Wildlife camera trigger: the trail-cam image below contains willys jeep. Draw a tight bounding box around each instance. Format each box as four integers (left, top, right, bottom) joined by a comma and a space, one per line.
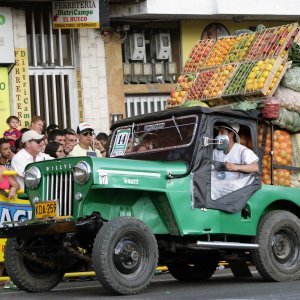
1, 106, 300, 295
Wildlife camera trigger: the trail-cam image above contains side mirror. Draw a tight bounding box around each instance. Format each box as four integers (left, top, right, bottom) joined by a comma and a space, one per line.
203, 135, 229, 150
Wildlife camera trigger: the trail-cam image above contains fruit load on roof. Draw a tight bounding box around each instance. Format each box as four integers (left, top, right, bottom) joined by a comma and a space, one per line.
166, 22, 299, 109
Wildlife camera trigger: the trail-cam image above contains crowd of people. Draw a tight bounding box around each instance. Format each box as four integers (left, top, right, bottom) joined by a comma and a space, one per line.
0, 115, 109, 193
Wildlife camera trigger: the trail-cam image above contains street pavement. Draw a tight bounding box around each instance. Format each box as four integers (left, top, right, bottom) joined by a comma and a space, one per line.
2, 268, 300, 299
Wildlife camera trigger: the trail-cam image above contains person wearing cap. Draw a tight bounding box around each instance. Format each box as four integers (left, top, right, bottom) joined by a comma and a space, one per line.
68, 122, 104, 158
11, 130, 53, 189
211, 122, 259, 200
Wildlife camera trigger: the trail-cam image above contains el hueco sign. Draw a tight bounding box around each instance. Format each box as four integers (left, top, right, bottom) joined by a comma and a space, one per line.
52, 0, 100, 29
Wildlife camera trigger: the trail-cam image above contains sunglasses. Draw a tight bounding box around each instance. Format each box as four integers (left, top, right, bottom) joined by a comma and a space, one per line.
82, 131, 94, 137
30, 139, 44, 144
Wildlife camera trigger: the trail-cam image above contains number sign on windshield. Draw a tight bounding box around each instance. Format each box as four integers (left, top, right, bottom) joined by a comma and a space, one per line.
110, 129, 131, 157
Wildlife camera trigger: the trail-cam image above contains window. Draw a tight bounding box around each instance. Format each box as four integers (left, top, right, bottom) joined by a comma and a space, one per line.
25, 8, 78, 129
110, 115, 197, 159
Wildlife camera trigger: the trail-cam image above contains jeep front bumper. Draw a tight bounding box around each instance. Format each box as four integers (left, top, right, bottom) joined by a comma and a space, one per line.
0, 217, 76, 239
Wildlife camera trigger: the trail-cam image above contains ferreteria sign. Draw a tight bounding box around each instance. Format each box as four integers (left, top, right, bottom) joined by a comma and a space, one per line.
52, 0, 100, 29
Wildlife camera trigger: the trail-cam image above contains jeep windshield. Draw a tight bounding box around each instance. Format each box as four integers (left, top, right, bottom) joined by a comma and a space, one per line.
109, 115, 198, 164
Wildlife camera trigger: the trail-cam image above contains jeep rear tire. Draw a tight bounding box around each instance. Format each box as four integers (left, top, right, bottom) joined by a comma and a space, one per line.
252, 210, 300, 281
92, 217, 158, 295
4, 238, 64, 292
167, 254, 218, 281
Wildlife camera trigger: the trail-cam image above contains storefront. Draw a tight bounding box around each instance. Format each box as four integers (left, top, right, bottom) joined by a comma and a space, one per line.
1, 1, 299, 132
0, 3, 110, 134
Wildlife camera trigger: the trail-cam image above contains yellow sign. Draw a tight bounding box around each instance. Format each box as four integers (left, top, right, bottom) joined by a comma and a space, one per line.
0, 238, 6, 262
0, 67, 10, 135
52, 0, 100, 29
77, 70, 84, 122
14, 49, 31, 128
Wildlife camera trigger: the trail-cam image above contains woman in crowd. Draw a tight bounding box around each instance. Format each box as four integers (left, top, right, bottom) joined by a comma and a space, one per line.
44, 142, 66, 159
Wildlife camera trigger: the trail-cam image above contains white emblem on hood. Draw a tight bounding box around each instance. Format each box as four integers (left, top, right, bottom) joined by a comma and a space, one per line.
124, 178, 139, 185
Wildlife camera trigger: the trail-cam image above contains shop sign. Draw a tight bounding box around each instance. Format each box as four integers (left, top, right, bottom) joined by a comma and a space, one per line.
0, 68, 10, 136
0, 7, 15, 64
52, 0, 100, 29
14, 49, 31, 128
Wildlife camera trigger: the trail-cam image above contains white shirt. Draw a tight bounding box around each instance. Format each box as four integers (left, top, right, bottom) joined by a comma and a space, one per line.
11, 148, 53, 189
213, 143, 258, 180
211, 143, 259, 200
68, 144, 102, 158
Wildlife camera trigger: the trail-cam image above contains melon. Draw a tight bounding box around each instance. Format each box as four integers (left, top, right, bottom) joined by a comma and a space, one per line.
181, 100, 209, 108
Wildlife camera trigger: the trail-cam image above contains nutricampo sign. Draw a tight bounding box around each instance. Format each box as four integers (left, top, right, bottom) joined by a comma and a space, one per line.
52, 0, 100, 29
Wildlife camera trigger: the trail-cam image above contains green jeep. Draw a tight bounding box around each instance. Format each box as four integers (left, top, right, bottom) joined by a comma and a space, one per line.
1, 107, 300, 295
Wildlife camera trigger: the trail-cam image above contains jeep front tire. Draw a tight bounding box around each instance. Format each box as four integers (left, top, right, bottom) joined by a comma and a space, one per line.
92, 217, 158, 295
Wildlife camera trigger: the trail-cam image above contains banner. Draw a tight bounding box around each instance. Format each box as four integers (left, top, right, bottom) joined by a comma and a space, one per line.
0, 67, 10, 135
14, 49, 31, 128
52, 0, 100, 29
0, 197, 32, 262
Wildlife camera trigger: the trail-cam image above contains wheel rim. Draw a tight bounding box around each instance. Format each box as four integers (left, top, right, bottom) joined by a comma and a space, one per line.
272, 228, 300, 267
113, 235, 146, 275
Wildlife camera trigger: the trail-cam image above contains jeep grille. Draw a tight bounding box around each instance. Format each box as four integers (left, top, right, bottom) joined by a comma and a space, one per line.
45, 171, 74, 216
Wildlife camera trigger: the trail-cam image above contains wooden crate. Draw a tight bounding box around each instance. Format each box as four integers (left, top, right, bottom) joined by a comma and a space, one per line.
223, 33, 256, 64
268, 61, 289, 96
243, 55, 288, 97
166, 73, 197, 108
186, 63, 238, 102
245, 23, 299, 61
223, 61, 257, 98
183, 39, 215, 73
203, 36, 237, 67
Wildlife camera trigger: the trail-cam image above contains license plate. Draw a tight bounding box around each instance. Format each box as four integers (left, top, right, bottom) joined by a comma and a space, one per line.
35, 201, 57, 219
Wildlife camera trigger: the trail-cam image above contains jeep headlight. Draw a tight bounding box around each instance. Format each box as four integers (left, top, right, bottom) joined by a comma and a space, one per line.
73, 161, 91, 185
24, 166, 41, 189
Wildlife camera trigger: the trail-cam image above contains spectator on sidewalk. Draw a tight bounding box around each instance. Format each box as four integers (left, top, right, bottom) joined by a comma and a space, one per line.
3, 116, 22, 153
0, 138, 14, 169
0, 164, 20, 199
45, 123, 60, 144
68, 122, 104, 157
46, 124, 59, 136
14, 137, 22, 153
45, 141, 66, 159
47, 129, 66, 146
30, 116, 45, 134
63, 128, 77, 155
11, 130, 52, 189
96, 132, 109, 157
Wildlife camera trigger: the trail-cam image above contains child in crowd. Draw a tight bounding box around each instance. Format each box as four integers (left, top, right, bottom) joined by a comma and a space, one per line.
3, 116, 22, 153
30, 116, 45, 134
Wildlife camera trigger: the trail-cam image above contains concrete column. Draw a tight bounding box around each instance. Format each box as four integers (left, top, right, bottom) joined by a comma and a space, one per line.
78, 28, 109, 134
10, 9, 27, 116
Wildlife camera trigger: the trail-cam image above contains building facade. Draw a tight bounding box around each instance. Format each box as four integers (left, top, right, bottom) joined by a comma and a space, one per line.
0, 0, 299, 134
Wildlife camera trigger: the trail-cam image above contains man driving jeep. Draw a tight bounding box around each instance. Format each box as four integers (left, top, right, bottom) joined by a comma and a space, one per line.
211, 122, 259, 200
